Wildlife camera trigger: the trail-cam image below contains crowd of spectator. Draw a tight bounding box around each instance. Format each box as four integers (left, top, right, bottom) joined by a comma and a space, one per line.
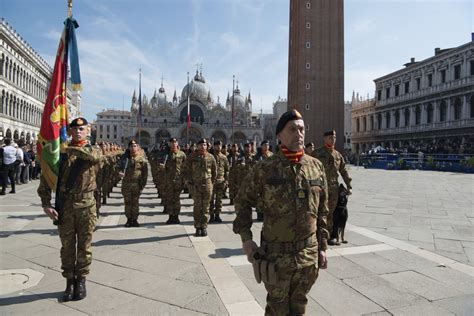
0, 138, 41, 195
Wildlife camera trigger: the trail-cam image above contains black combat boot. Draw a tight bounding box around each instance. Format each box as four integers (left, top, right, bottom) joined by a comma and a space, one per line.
209, 214, 215, 223
195, 229, 202, 237
229, 198, 234, 205
102, 195, 107, 205
74, 276, 87, 300
214, 214, 222, 223
201, 228, 208, 236
62, 278, 75, 302
257, 212, 264, 222
124, 218, 132, 227
131, 219, 140, 227
166, 215, 173, 225
173, 215, 180, 224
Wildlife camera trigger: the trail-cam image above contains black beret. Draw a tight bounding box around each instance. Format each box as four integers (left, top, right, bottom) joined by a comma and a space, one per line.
275, 110, 303, 135
323, 130, 336, 136
197, 138, 208, 145
128, 139, 138, 146
214, 140, 222, 146
69, 117, 88, 127
243, 142, 251, 148
305, 142, 314, 148
261, 140, 269, 146
169, 137, 177, 142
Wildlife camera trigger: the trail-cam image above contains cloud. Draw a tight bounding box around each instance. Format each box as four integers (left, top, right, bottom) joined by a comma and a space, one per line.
220, 32, 241, 49
43, 29, 61, 41
351, 18, 376, 34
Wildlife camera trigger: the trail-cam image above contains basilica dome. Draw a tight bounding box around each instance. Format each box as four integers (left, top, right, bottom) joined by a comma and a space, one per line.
228, 86, 246, 108
181, 70, 212, 102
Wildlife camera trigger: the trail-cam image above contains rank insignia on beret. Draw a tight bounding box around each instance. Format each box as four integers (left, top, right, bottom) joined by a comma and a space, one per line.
76, 118, 84, 125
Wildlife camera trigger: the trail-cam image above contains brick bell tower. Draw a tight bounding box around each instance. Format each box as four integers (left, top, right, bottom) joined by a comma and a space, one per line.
287, 0, 344, 149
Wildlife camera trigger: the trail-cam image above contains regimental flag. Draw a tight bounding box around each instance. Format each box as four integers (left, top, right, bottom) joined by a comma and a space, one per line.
137, 70, 142, 133
37, 17, 82, 191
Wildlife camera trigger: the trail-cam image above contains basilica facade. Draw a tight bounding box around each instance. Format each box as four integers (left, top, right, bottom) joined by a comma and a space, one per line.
120, 70, 264, 149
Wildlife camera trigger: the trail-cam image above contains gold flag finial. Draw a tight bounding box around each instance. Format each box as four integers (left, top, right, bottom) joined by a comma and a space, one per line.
68, 0, 73, 17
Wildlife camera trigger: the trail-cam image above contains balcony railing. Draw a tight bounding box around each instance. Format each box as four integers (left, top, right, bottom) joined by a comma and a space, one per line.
352, 118, 474, 138
376, 77, 473, 107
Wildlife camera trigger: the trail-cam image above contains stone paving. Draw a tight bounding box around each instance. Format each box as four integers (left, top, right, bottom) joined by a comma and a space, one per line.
0, 167, 473, 315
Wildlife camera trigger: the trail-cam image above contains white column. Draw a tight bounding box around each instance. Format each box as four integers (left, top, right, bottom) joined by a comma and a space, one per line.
421, 104, 428, 125
434, 101, 440, 123
410, 107, 416, 126
400, 109, 406, 127
462, 95, 469, 119
390, 110, 396, 128
446, 98, 452, 121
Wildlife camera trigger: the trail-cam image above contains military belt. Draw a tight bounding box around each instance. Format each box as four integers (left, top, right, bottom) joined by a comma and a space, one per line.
262, 234, 317, 254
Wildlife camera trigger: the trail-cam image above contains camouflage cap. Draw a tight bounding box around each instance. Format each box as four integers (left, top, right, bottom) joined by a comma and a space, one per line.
275, 109, 303, 135
69, 117, 88, 127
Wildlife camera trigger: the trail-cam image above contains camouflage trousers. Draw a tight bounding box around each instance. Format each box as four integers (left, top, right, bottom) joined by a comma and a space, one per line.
327, 185, 339, 235
122, 184, 141, 220
58, 199, 97, 279
163, 181, 182, 216
192, 179, 213, 229
210, 181, 225, 215
264, 264, 318, 315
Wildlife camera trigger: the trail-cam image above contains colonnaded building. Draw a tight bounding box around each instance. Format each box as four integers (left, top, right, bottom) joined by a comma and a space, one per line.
0, 19, 80, 145
95, 70, 266, 149
351, 39, 474, 153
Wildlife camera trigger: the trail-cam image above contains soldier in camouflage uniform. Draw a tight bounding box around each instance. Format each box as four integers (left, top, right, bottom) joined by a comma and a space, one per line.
233, 110, 329, 315
209, 140, 229, 223
255, 140, 273, 222
183, 138, 217, 236
121, 140, 148, 227
38, 117, 102, 302
311, 130, 352, 246
160, 137, 187, 224
227, 143, 242, 205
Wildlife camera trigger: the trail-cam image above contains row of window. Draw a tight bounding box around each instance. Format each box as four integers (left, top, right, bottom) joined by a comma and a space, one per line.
377, 60, 474, 101
0, 53, 48, 101
1, 90, 42, 125
98, 124, 118, 133
356, 97, 473, 132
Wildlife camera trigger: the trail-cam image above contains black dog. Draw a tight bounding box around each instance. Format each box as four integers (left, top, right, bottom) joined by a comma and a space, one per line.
332, 184, 349, 245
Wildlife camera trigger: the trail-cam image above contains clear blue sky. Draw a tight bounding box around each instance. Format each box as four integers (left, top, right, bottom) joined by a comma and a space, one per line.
1, 0, 472, 121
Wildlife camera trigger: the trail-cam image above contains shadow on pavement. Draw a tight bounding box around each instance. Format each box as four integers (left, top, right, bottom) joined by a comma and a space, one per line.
0, 228, 58, 238
92, 233, 189, 246
209, 247, 244, 258
0, 291, 62, 306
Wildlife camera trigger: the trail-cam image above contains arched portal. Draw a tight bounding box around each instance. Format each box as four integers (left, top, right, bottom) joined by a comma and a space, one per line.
180, 126, 202, 145
232, 131, 247, 145
155, 129, 171, 143
180, 104, 204, 125
211, 130, 227, 144
135, 130, 151, 148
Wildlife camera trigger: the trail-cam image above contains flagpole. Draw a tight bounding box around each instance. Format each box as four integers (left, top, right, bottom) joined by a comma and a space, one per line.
138, 68, 142, 146
231, 75, 235, 145
186, 71, 190, 145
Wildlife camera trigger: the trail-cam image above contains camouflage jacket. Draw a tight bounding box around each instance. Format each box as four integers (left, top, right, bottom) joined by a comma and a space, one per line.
163, 150, 187, 182
184, 152, 217, 184
233, 150, 329, 251
37, 144, 102, 209
311, 146, 352, 189
122, 153, 148, 190
213, 152, 229, 183
256, 150, 273, 162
